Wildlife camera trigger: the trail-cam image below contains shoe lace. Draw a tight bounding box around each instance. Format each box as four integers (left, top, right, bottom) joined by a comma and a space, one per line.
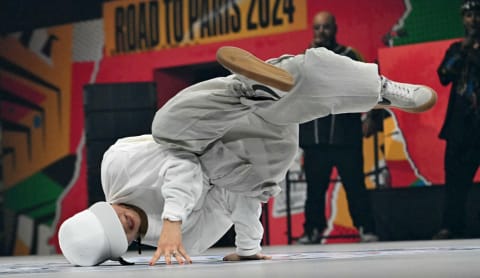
383, 78, 413, 101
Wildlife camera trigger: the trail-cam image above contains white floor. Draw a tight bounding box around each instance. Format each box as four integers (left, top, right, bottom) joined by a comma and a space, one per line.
2, 239, 480, 278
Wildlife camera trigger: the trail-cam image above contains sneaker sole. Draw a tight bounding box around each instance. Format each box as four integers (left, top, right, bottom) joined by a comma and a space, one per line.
374, 86, 438, 113
216, 46, 294, 92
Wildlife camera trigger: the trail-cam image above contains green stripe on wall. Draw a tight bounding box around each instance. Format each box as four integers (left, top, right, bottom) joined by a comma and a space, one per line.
394, 0, 464, 46
28, 202, 56, 223
4, 173, 63, 212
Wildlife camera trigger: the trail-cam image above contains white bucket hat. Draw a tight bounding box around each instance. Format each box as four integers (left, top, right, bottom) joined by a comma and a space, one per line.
59, 202, 128, 266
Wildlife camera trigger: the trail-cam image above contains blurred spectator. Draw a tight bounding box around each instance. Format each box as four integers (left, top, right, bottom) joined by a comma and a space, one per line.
297, 11, 378, 244
434, 0, 480, 240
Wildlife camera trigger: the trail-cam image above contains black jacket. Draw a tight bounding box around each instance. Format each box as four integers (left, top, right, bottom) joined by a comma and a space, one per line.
437, 40, 480, 147
299, 44, 364, 148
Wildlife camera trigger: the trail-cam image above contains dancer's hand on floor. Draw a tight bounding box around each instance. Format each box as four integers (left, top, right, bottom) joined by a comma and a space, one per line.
149, 219, 192, 265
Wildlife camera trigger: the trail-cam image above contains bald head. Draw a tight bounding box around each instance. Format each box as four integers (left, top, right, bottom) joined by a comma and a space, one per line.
312, 11, 337, 48
313, 11, 336, 26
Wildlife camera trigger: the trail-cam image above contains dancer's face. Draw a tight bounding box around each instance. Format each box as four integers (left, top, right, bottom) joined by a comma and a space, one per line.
112, 204, 141, 243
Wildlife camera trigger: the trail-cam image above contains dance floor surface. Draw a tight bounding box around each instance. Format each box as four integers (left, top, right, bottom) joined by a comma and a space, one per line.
1, 239, 479, 277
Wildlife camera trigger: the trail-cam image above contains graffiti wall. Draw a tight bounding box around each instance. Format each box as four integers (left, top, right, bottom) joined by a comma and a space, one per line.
0, 0, 466, 255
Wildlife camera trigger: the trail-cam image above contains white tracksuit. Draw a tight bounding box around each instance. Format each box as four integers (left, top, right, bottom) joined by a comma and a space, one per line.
102, 47, 380, 257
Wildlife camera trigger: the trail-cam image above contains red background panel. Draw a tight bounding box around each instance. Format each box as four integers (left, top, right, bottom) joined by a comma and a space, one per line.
379, 39, 480, 185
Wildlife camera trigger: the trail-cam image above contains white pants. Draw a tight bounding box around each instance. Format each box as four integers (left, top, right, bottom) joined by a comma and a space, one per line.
152, 47, 380, 200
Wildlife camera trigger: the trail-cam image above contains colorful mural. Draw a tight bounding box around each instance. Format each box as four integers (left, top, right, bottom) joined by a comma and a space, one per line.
0, 0, 467, 255
0, 26, 83, 255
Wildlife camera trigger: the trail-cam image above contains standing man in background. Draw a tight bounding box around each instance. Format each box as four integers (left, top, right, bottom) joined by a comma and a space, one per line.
434, 0, 480, 240
297, 11, 378, 244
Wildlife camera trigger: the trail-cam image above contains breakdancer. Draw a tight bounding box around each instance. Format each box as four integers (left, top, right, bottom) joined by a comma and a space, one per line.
58, 46, 437, 266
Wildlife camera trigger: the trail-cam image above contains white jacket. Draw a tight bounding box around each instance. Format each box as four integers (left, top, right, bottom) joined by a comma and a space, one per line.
101, 135, 263, 256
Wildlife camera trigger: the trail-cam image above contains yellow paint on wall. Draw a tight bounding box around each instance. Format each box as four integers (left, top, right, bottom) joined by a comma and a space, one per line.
332, 183, 355, 228
13, 239, 30, 256
383, 117, 407, 161
362, 132, 386, 189
104, 0, 307, 56
0, 25, 73, 186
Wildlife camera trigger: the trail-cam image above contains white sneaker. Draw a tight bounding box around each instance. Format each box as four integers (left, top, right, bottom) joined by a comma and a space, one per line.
296, 228, 322, 245
375, 76, 437, 113
359, 226, 379, 243
360, 233, 379, 243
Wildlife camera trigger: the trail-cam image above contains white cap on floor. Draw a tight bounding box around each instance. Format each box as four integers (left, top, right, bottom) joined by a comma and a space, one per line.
59, 202, 128, 266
